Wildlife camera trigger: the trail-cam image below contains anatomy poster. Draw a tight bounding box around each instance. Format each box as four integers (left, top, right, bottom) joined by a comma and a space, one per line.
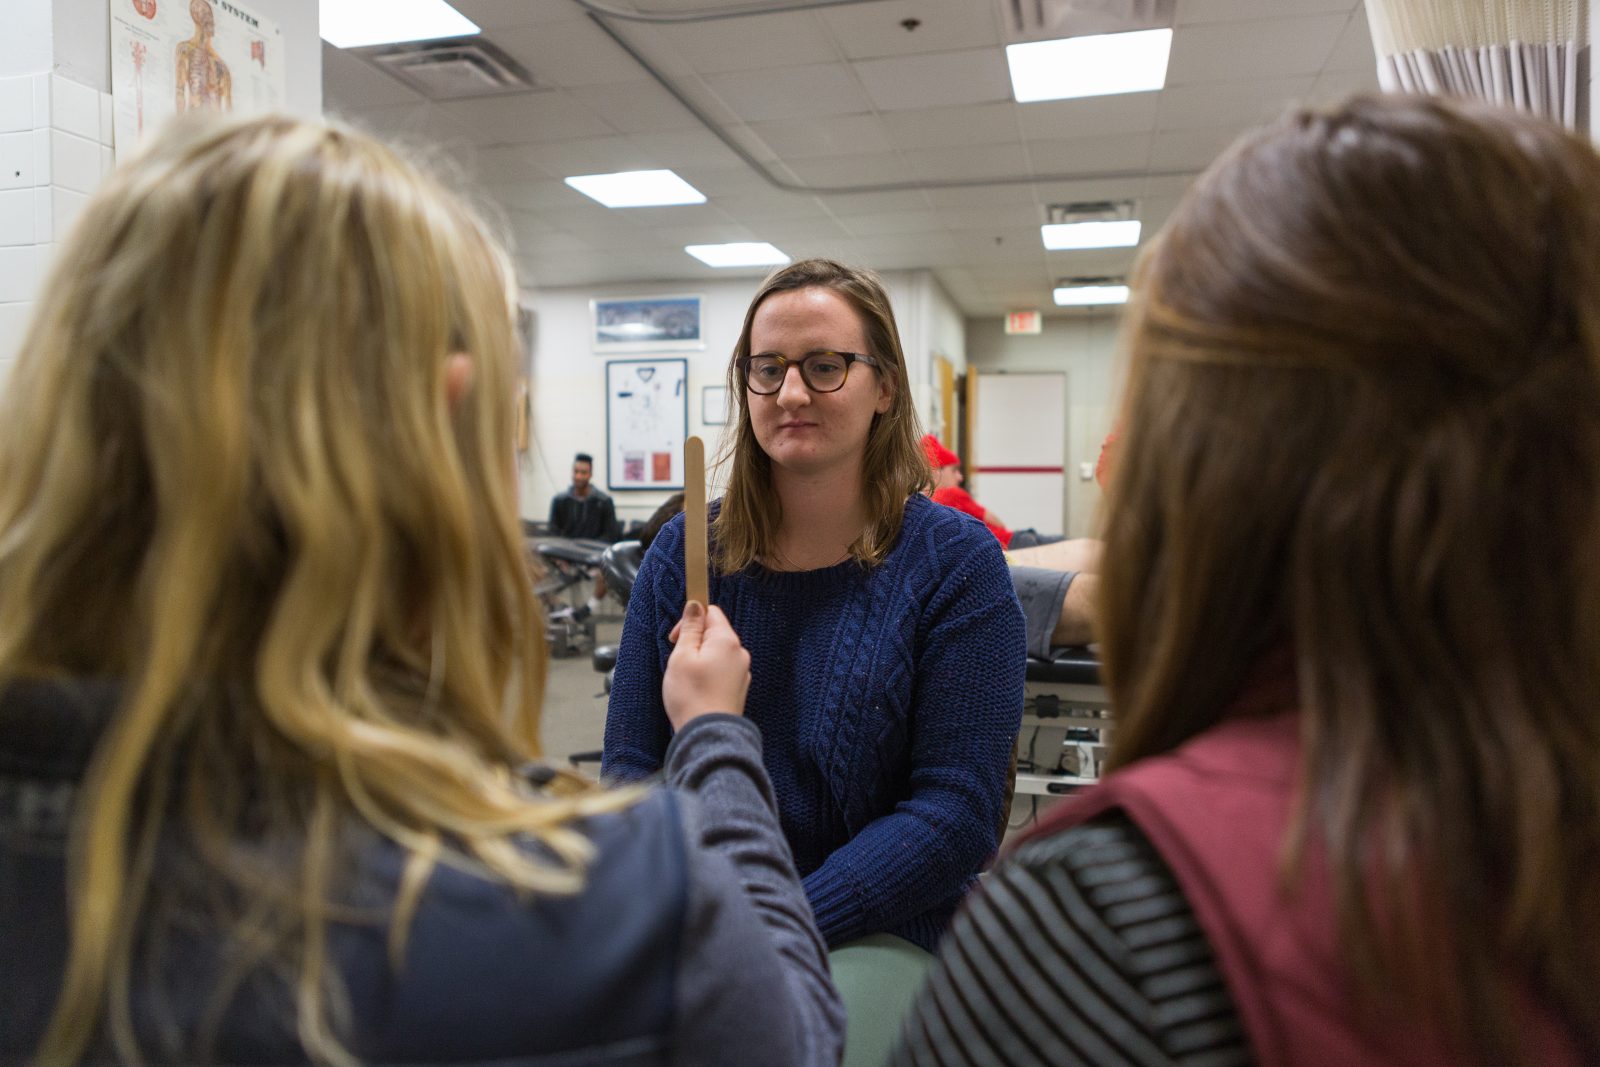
606, 359, 688, 491
111, 0, 286, 157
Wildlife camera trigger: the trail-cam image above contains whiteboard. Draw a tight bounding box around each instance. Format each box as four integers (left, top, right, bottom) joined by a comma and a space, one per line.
606, 358, 688, 490
974, 373, 1067, 534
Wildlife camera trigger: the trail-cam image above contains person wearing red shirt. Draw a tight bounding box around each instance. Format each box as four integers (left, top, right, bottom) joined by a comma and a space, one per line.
920, 435, 1013, 547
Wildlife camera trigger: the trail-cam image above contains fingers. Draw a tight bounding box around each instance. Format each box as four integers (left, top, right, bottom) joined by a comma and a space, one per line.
674, 600, 706, 651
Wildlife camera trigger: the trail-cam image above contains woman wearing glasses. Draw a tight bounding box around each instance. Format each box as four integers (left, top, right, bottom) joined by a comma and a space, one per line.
604, 260, 1025, 1022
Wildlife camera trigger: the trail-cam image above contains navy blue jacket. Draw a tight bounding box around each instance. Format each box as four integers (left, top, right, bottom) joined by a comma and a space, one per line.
0, 680, 842, 1065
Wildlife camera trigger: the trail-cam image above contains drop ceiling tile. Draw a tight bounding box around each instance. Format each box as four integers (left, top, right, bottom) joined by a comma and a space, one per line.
853, 48, 1012, 112
882, 102, 1019, 151
703, 64, 873, 122
838, 210, 946, 237
1044, 247, 1141, 274
1323, 10, 1377, 71
631, 128, 750, 171
746, 114, 892, 159
853, 232, 964, 268
822, 0, 1002, 61
1017, 92, 1162, 140
566, 81, 703, 135
746, 216, 854, 244
1147, 125, 1242, 171
511, 134, 657, 176
322, 45, 421, 109
1156, 76, 1314, 131
650, 12, 840, 74
899, 143, 1032, 184
490, 20, 646, 88
470, 144, 549, 184
439, 91, 614, 143
481, 178, 580, 212
938, 203, 1046, 232
1027, 132, 1153, 176
784, 151, 912, 188
817, 189, 933, 216
342, 104, 479, 153
713, 190, 835, 222
1166, 15, 1350, 85
1175, 0, 1360, 24
1307, 66, 1380, 104
452, 0, 590, 30
923, 183, 1037, 207
643, 222, 760, 247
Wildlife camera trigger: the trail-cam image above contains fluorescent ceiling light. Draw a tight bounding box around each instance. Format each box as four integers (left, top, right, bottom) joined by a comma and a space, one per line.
685, 242, 790, 268
321, 0, 479, 49
1054, 284, 1130, 306
1041, 219, 1141, 250
1006, 28, 1173, 103
564, 170, 707, 208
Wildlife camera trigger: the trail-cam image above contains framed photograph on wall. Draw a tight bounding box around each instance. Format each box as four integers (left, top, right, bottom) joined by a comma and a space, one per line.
702, 385, 729, 426
606, 358, 689, 490
592, 294, 704, 353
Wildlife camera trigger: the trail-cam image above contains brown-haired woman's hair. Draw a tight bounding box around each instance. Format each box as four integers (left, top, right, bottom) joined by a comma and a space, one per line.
1098, 94, 1600, 1062
1, 114, 632, 1065
713, 258, 928, 571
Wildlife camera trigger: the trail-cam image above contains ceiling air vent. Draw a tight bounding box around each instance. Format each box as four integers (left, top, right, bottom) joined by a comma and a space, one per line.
361, 36, 536, 101
1001, 0, 1175, 43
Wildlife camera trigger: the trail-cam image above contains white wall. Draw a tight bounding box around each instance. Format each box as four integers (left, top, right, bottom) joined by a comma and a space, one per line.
519, 268, 963, 526
965, 312, 1125, 538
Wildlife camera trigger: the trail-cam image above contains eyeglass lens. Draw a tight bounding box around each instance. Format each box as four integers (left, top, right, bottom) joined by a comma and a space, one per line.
745, 352, 852, 394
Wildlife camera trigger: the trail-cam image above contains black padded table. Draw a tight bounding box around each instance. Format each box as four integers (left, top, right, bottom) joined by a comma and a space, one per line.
1019, 645, 1111, 796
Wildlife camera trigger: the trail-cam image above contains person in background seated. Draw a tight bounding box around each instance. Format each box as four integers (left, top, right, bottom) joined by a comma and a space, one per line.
604, 258, 1025, 1064
894, 94, 1600, 1067
921, 434, 1014, 545
923, 434, 1102, 652
921, 433, 1065, 549
548, 452, 619, 616
0, 114, 841, 1066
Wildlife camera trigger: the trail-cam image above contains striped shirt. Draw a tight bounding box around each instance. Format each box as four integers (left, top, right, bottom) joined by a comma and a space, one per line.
891, 814, 1253, 1067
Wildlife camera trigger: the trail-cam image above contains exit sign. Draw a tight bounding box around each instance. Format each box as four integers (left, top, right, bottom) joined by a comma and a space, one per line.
1006, 310, 1042, 334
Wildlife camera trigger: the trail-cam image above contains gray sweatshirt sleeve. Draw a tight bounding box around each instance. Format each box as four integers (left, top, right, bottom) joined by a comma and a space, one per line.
664, 714, 845, 1067
1010, 565, 1077, 660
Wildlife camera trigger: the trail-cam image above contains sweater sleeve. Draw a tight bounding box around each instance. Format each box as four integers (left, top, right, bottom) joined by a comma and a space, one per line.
889, 814, 1252, 1067
802, 527, 1027, 946
601, 517, 684, 782
665, 715, 846, 1067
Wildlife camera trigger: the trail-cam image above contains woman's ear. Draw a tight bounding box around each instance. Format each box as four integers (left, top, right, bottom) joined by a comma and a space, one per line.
875, 374, 893, 415
445, 353, 474, 412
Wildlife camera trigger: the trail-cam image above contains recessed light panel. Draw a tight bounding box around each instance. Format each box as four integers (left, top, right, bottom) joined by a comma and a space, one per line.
686, 243, 791, 268
321, 0, 479, 49
1054, 284, 1130, 306
1040, 219, 1142, 251
564, 170, 707, 208
1006, 28, 1173, 103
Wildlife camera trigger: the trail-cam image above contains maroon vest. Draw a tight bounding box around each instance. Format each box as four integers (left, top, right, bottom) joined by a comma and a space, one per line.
1026, 710, 1586, 1067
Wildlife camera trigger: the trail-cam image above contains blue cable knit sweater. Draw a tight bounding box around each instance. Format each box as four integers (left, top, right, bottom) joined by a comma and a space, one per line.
602, 494, 1026, 952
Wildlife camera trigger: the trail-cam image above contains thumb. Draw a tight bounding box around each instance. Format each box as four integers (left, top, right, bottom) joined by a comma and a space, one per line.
678, 600, 706, 650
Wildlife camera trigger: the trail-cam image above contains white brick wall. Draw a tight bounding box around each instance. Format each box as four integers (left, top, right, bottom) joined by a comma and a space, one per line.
0, 72, 115, 390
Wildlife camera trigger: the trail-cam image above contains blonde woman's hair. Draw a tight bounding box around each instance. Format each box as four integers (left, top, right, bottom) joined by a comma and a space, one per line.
713, 258, 928, 571
1, 113, 629, 1064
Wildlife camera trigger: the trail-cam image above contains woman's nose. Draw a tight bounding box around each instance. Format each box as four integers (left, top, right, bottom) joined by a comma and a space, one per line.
775, 364, 810, 407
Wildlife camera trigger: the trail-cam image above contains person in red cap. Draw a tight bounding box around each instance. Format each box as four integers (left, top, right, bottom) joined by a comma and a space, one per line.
920, 434, 1014, 547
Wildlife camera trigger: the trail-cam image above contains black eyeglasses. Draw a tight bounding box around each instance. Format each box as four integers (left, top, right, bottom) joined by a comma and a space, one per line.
737, 351, 880, 395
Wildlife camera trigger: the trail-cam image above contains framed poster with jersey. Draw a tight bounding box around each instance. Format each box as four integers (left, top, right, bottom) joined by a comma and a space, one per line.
606, 358, 688, 490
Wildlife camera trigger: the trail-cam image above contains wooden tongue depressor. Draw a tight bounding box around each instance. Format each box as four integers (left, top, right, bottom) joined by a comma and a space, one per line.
684, 435, 708, 608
